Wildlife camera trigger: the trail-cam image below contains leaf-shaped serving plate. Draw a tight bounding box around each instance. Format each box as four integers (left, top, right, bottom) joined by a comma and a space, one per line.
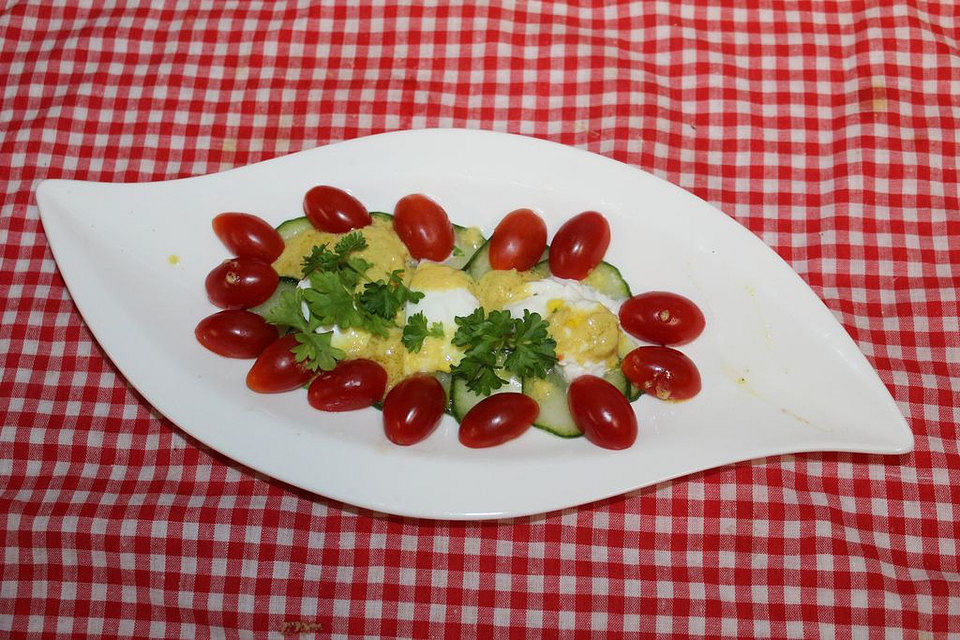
37, 129, 912, 520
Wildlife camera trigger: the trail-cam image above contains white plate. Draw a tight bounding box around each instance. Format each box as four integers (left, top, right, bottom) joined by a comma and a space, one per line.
37, 128, 912, 520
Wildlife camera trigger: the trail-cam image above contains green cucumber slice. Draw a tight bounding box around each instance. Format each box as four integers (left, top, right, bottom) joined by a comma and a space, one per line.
250, 276, 299, 318
528, 259, 631, 299
522, 366, 633, 437
450, 373, 522, 421
276, 216, 313, 241
462, 241, 549, 280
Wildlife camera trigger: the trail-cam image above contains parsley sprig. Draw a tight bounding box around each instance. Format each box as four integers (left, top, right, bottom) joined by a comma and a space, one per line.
262, 288, 345, 372
449, 308, 558, 395
264, 232, 425, 370
301, 232, 373, 288
401, 312, 445, 353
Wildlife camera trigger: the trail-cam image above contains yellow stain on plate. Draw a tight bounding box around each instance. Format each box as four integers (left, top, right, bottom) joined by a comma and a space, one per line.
168, 254, 180, 265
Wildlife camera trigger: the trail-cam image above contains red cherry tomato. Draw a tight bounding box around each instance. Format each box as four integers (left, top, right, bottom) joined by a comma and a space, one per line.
392, 194, 455, 261
246, 334, 314, 393
549, 211, 611, 280
205, 257, 278, 309
307, 359, 387, 412
567, 375, 638, 450
621, 346, 701, 401
303, 185, 372, 233
488, 208, 548, 271
620, 292, 705, 346
195, 310, 279, 358
382, 375, 447, 445
212, 212, 285, 262
458, 393, 539, 448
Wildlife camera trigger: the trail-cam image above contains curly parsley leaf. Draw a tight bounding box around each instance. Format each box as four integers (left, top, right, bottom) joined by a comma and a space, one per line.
358, 270, 424, 320
262, 288, 308, 332
303, 271, 365, 329
401, 312, 446, 353
301, 232, 371, 286
292, 331, 344, 371
502, 310, 557, 379
335, 232, 367, 255
450, 308, 558, 395
451, 349, 509, 396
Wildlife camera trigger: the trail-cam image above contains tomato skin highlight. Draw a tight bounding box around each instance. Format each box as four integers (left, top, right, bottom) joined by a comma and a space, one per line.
212, 212, 285, 262
488, 208, 548, 271
620, 292, 705, 346
567, 375, 638, 450
195, 310, 279, 358
307, 359, 387, 412
246, 334, 315, 393
621, 346, 702, 401
205, 257, 278, 309
392, 193, 455, 261
458, 393, 538, 448
303, 185, 372, 233
382, 375, 447, 445
548, 211, 611, 280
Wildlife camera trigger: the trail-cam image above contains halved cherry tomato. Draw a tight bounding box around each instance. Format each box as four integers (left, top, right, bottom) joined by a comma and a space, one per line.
459, 393, 538, 448
549, 211, 610, 280
620, 292, 705, 346
488, 208, 548, 271
392, 193, 455, 261
205, 257, 278, 309
382, 374, 446, 445
195, 310, 279, 358
621, 346, 701, 401
246, 334, 314, 393
303, 185, 371, 233
212, 212, 285, 262
307, 359, 387, 412
567, 375, 638, 450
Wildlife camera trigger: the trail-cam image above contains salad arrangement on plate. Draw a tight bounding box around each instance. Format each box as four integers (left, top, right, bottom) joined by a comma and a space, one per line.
196, 186, 704, 449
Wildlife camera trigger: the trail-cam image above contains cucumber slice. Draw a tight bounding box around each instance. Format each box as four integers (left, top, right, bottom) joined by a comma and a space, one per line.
463, 240, 492, 279
369, 211, 392, 224
450, 374, 522, 421
522, 369, 581, 437
462, 240, 548, 280
276, 216, 313, 241
449, 224, 486, 269
250, 276, 299, 318
522, 366, 633, 437
528, 259, 632, 299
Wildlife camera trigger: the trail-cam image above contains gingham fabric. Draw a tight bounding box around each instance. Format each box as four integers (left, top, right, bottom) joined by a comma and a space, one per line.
2, 1, 958, 637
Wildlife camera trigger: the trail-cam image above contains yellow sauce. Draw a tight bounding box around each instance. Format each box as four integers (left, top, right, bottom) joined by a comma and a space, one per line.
548, 303, 620, 369
475, 269, 533, 310
272, 216, 412, 282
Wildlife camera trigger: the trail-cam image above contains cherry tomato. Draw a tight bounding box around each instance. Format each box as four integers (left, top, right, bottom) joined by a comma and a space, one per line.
567, 375, 638, 450
382, 374, 447, 445
246, 334, 314, 393
392, 193, 455, 261
621, 346, 701, 401
549, 211, 611, 280
195, 310, 279, 358
303, 185, 371, 233
205, 257, 278, 309
307, 359, 387, 412
620, 292, 705, 346
458, 393, 538, 448
488, 208, 547, 271
212, 212, 285, 263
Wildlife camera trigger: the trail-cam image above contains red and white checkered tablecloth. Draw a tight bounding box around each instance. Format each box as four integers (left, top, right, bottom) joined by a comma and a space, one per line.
2, 1, 958, 637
